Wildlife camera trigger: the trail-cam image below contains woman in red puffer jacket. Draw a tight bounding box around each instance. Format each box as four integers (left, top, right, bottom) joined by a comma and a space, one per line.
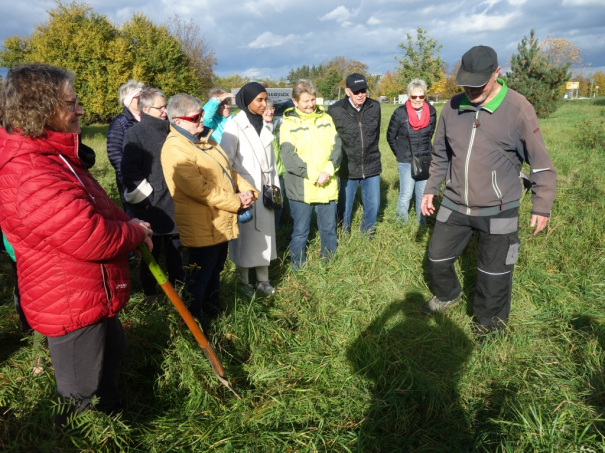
0, 64, 153, 426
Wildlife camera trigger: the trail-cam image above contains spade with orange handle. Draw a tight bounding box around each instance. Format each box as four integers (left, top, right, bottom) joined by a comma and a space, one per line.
138, 243, 240, 399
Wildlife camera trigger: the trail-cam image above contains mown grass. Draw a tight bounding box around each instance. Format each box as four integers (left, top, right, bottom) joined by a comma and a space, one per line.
1, 100, 605, 452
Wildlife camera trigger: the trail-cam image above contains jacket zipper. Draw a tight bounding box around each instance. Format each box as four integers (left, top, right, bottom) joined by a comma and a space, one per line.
492, 170, 504, 210
341, 103, 370, 178
100, 263, 113, 312
464, 110, 480, 215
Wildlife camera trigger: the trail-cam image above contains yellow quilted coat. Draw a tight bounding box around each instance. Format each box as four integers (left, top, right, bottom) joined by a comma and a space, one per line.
161, 126, 258, 248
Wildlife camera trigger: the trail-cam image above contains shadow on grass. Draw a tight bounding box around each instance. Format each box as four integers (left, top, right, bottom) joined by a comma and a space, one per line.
347, 292, 475, 451
570, 315, 605, 411
119, 302, 173, 424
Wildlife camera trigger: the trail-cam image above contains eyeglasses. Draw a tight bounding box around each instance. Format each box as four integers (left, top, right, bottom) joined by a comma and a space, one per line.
265, 107, 275, 112
410, 95, 425, 100
351, 89, 367, 95
173, 110, 204, 123
149, 104, 167, 111
62, 97, 79, 112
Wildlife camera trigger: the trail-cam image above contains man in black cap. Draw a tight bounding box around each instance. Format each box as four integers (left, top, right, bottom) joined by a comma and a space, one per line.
420, 45, 557, 334
328, 73, 382, 235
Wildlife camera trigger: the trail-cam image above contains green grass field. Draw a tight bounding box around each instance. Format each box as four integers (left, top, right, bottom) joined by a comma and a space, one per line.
1, 100, 605, 452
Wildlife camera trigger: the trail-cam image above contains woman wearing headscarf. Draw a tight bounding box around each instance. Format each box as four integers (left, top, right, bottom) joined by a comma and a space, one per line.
221, 82, 279, 296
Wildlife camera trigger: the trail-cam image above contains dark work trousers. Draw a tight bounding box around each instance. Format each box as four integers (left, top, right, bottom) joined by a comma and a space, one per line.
47, 316, 126, 426
140, 234, 184, 296
186, 242, 228, 319
427, 206, 520, 329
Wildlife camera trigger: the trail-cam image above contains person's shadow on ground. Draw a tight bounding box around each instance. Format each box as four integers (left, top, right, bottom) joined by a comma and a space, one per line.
347, 291, 475, 452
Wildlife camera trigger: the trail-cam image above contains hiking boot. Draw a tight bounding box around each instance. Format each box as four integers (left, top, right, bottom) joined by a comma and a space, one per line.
239, 282, 255, 298
255, 281, 276, 296
422, 294, 461, 314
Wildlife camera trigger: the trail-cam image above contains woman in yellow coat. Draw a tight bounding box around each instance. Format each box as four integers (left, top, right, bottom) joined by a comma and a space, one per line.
161, 94, 257, 323
280, 80, 342, 270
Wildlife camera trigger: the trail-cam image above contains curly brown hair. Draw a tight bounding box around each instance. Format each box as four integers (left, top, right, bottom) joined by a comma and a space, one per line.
0, 63, 75, 138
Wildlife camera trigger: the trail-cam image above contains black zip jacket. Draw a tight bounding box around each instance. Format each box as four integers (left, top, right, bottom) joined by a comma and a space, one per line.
328, 97, 381, 179
386, 103, 437, 163
121, 113, 178, 235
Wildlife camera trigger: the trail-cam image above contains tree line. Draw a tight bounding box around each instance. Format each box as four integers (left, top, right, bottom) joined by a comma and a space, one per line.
0, 2, 216, 124
0, 3, 593, 122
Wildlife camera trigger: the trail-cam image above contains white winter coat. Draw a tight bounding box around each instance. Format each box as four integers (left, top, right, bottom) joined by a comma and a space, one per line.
220, 111, 278, 267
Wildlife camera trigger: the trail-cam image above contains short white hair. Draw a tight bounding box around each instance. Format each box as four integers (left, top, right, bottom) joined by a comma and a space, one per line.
118, 80, 144, 107
138, 87, 166, 112
166, 94, 202, 122
407, 78, 427, 96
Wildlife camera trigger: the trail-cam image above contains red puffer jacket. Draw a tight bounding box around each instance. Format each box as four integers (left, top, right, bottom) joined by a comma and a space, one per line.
0, 128, 146, 336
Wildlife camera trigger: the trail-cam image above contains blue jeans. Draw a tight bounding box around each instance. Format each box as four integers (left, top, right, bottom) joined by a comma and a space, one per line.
338, 175, 381, 234
289, 199, 337, 271
397, 162, 427, 224
186, 242, 228, 319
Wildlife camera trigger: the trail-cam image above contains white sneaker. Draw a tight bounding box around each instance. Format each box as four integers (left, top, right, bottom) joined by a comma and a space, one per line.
255, 281, 276, 296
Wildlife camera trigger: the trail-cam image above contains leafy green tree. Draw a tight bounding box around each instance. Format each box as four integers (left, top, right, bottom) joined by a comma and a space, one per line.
286, 64, 326, 86
395, 27, 444, 91
0, 2, 131, 123
504, 29, 570, 118
0, 1, 207, 123
211, 74, 251, 94
121, 13, 200, 100
315, 68, 342, 99
377, 71, 404, 100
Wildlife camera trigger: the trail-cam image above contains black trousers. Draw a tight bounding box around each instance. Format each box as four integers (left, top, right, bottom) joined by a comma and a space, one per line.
427, 206, 520, 329
140, 234, 184, 296
47, 316, 126, 425
186, 242, 228, 319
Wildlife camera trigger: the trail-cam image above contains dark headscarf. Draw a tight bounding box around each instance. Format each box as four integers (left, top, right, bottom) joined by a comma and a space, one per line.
235, 82, 266, 136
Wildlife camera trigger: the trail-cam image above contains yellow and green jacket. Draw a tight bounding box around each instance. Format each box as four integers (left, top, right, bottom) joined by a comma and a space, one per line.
280, 107, 342, 204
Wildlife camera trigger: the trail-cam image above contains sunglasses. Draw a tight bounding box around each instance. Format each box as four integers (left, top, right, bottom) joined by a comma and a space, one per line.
173, 110, 204, 123
410, 95, 425, 100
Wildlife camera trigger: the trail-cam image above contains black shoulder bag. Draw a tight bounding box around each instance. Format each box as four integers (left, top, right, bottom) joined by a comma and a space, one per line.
405, 119, 431, 181
237, 122, 283, 210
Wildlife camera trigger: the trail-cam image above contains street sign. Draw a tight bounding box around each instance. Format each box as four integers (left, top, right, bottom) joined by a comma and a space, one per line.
566, 82, 579, 90
266, 88, 293, 102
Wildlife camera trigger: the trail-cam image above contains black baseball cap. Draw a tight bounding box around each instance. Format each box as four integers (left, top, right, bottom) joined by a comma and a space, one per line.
456, 46, 498, 87
346, 73, 368, 91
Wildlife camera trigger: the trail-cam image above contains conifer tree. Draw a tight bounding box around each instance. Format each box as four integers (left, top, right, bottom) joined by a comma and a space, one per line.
504, 29, 570, 118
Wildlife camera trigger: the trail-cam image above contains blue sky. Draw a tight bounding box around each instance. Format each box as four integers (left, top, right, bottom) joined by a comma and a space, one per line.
1, 0, 604, 80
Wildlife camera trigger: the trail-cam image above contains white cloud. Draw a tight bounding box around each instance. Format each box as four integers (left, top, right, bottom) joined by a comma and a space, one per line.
319, 5, 355, 23
243, 0, 290, 16
367, 16, 381, 25
241, 68, 264, 78
447, 12, 520, 33
341, 21, 353, 27
246, 31, 299, 49
508, 0, 526, 4
562, 0, 605, 5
